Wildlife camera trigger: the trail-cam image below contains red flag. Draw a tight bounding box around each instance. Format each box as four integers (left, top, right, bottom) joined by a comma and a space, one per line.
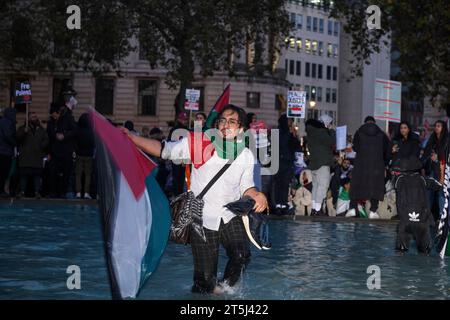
205, 84, 230, 128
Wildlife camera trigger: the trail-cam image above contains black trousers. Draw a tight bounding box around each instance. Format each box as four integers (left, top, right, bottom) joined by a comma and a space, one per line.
0, 155, 12, 194
171, 164, 185, 197
396, 222, 431, 254
49, 153, 73, 196
190, 216, 251, 294
274, 162, 294, 206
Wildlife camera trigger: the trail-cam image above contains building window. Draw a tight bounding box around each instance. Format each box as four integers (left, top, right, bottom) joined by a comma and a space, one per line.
328, 20, 333, 35
289, 60, 295, 75
307, 109, 319, 120
312, 40, 318, 55
305, 62, 310, 77
311, 86, 316, 101
333, 44, 339, 58
138, 80, 157, 116
326, 88, 331, 102
305, 85, 310, 101
307, 16, 311, 31
305, 39, 311, 53
319, 18, 324, 33
296, 61, 301, 76
247, 92, 260, 109
332, 67, 337, 81
318, 64, 323, 79
326, 66, 331, 80
332, 89, 337, 103
318, 41, 323, 56
317, 87, 322, 102
285, 59, 288, 72
95, 78, 115, 115
290, 12, 296, 27
327, 43, 333, 57
289, 37, 296, 51
313, 17, 318, 32
296, 38, 302, 52
52, 77, 73, 108
312, 63, 317, 78
334, 21, 339, 36
296, 14, 303, 29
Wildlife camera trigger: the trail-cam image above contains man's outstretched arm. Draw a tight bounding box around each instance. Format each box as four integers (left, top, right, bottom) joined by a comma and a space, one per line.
121, 127, 162, 157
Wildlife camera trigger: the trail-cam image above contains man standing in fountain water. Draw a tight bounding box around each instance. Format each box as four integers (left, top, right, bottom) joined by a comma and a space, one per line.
122, 104, 268, 294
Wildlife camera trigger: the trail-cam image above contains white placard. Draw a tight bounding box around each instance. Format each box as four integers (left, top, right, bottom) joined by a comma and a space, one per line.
287, 91, 306, 118
184, 89, 201, 111
336, 125, 347, 151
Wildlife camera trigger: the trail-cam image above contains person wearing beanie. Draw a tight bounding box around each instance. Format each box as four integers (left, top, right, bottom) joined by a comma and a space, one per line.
305, 115, 336, 216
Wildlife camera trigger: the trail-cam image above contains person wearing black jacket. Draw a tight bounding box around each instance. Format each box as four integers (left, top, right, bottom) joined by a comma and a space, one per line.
347, 116, 391, 219
273, 114, 301, 214
0, 106, 16, 197
391, 121, 421, 166
393, 156, 442, 254
75, 113, 95, 199
49, 98, 78, 198
422, 120, 449, 220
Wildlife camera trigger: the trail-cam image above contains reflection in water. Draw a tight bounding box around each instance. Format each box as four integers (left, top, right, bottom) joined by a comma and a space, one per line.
1, 204, 450, 299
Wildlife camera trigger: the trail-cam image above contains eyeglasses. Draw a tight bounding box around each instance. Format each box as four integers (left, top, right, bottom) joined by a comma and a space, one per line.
218, 117, 240, 127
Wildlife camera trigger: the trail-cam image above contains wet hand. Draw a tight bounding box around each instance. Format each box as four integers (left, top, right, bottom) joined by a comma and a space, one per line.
252, 192, 268, 213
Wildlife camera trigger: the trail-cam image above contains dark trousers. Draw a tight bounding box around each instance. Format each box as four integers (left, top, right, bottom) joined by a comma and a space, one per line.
190, 216, 251, 294
19, 167, 42, 195
171, 164, 185, 197
49, 153, 73, 196
396, 222, 431, 254
75, 156, 93, 193
274, 162, 294, 206
0, 155, 12, 194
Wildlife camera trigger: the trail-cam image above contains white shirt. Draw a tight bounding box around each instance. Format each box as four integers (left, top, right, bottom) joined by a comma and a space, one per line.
161, 138, 256, 231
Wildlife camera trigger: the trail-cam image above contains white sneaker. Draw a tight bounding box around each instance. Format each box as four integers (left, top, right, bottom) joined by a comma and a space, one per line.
84, 193, 92, 200
369, 211, 380, 219
345, 209, 356, 217
76, 192, 81, 199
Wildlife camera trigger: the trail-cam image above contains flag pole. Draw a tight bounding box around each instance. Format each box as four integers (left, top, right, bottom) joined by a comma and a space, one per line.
26, 102, 29, 129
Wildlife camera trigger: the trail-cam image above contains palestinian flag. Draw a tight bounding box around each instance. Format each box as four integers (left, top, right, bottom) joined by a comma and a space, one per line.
205, 84, 230, 129
436, 152, 450, 258
90, 110, 171, 299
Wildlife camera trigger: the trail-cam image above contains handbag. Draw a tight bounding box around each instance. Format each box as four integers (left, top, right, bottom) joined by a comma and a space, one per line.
169, 162, 233, 245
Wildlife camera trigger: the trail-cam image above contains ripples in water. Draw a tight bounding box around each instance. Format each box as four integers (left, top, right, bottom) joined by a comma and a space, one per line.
1, 204, 450, 299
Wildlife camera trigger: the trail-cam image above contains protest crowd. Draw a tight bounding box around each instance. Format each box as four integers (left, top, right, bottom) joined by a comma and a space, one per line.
0, 96, 447, 228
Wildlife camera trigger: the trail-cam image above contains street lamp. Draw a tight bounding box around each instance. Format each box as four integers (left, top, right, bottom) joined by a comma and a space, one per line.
309, 100, 316, 108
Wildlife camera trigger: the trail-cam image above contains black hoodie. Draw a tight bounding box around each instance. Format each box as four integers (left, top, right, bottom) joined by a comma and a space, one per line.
278, 114, 300, 163
305, 119, 335, 170
76, 113, 95, 157
0, 108, 16, 157
349, 122, 391, 201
